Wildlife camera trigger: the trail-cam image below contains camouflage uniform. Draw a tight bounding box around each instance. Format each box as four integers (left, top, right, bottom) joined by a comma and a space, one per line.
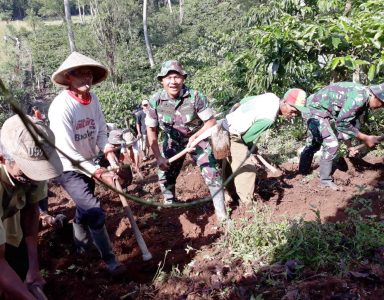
146, 86, 222, 201
299, 82, 371, 186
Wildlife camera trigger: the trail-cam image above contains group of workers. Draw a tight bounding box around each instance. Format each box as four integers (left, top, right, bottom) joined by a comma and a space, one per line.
0, 51, 383, 299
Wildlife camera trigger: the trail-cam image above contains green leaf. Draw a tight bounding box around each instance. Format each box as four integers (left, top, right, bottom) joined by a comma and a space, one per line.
373, 30, 383, 41
368, 64, 376, 81
371, 39, 381, 49
330, 57, 341, 70
331, 37, 342, 49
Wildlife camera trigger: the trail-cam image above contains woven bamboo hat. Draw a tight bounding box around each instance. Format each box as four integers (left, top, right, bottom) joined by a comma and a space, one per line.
51, 51, 108, 88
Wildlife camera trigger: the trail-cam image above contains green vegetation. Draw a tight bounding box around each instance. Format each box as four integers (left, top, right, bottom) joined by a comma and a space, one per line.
222, 199, 384, 272
1, 1, 384, 296
1, 0, 383, 127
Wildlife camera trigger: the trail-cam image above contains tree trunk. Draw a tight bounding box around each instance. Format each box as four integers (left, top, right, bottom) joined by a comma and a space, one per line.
352, 65, 361, 83
152, 0, 159, 11
81, 5, 86, 22
167, 0, 173, 13
77, 0, 84, 23
143, 0, 155, 68
179, 0, 184, 25
64, 0, 77, 52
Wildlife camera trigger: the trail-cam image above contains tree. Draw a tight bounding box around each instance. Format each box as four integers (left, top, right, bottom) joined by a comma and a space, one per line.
143, 0, 155, 68
179, 0, 184, 25
64, 0, 76, 52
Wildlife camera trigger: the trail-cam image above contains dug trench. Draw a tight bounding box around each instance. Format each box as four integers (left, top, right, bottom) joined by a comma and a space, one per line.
38, 154, 384, 299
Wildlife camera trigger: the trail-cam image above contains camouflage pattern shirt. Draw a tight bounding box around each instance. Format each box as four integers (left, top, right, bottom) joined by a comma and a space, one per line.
304, 82, 371, 138
145, 85, 214, 145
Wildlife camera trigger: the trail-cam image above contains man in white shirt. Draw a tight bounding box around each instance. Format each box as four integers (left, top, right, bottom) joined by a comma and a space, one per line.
49, 52, 125, 276
223, 91, 304, 207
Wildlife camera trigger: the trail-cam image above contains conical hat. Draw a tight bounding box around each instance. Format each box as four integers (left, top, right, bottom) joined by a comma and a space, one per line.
51, 51, 108, 87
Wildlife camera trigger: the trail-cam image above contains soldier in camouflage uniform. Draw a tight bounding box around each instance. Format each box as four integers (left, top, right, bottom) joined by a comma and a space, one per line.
285, 82, 384, 190
145, 60, 227, 222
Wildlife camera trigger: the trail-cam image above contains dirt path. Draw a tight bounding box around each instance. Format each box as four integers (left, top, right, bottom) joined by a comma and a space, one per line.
39, 154, 384, 299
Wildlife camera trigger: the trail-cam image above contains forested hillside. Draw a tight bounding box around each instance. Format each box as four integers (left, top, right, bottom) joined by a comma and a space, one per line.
1, 2, 384, 299
1, 0, 384, 132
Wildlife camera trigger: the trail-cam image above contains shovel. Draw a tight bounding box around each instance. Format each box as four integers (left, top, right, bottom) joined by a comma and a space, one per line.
113, 179, 153, 261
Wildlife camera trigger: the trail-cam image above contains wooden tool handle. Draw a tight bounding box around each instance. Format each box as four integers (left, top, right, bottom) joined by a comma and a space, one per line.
255, 154, 279, 173
114, 180, 153, 261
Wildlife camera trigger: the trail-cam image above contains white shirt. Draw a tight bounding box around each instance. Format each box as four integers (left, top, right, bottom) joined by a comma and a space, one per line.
225, 93, 280, 135
48, 90, 108, 175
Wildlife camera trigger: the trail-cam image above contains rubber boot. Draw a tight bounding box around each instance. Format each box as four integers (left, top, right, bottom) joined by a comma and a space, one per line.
209, 186, 228, 223
72, 222, 91, 254
319, 160, 339, 190
163, 184, 176, 205
89, 225, 125, 276
299, 146, 317, 175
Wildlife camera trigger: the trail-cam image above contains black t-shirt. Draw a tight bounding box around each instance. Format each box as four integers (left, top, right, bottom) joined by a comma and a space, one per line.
135, 109, 147, 135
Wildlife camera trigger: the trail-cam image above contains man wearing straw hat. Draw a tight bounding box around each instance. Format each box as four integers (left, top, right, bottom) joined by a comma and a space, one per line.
48, 52, 125, 276
0, 115, 63, 299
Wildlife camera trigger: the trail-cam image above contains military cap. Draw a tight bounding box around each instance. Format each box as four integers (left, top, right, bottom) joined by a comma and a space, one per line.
157, 60, 187, 80
369, 83, 384, 102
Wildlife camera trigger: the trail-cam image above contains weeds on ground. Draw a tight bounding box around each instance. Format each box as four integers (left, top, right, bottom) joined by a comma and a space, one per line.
258, 125, 304, 165
220, 202, 384, 272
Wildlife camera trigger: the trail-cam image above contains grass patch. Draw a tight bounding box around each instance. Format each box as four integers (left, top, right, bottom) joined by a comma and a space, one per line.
220, 202, 384, 272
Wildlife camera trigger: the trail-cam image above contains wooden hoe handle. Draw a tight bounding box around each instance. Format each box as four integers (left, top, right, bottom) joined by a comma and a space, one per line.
114, 180, 153, 261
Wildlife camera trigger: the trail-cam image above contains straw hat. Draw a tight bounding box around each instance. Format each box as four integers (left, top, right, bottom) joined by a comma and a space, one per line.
51, 51, 108, 88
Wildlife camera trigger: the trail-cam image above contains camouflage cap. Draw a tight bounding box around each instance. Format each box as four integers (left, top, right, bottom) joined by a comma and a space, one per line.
369, 83, 384, 102
282, 88, 309, 114
157, 60, 187, 80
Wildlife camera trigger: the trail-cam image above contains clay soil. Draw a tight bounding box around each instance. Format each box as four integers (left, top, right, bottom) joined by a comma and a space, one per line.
39, 154, 384, 300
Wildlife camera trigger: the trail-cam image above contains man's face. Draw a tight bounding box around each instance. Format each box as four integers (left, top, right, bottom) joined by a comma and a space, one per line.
4, 160, 33, 184
161, 71, 185, 99
369, 94, 384, 109
66, 67, 93, 94
280, 103, 299, 118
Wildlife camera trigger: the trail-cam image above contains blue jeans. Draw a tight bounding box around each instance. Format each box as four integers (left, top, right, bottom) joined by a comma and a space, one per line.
57, 171, 105, 230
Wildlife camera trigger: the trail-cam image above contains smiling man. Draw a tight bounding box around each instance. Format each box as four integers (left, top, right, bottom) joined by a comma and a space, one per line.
48, 52, 125, 276
145, 60, 227, 222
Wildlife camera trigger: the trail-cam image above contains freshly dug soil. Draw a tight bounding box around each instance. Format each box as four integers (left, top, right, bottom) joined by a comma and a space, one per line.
39, 154, 384, 299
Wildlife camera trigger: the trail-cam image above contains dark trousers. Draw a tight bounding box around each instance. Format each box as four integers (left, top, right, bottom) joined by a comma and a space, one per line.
57, 171, 105, 230
5, 240, 28, 281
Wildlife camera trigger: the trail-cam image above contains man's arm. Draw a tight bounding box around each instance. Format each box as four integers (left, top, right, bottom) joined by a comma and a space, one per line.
0, 244, 35, 300
136, 114, 142, 138
336, 95, 382, 148
147, 126, 169, 170
20, 202, 45, 287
